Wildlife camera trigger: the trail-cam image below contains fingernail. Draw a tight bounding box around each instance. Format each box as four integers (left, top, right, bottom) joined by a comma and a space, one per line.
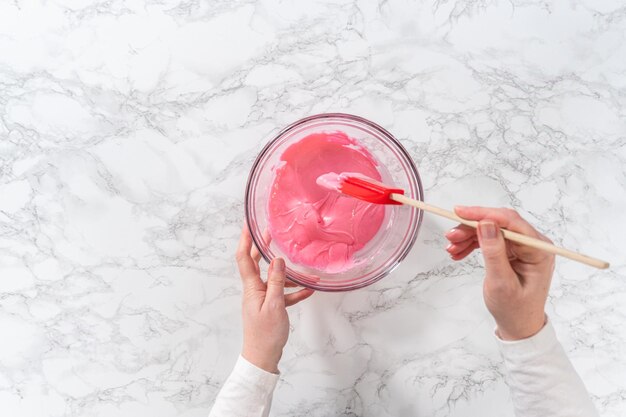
479, 221, 497, 240
446, 243, 454, 251
445, 228, 457, 237
274, 258, 285, 272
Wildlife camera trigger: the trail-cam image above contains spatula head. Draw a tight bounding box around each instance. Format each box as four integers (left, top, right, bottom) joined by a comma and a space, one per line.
317, 172, 405, 205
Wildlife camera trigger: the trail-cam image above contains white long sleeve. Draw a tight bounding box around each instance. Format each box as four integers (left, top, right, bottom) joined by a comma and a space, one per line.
209, 321, 598, 417
208, 355, 279, 417
496, 318, 599, 417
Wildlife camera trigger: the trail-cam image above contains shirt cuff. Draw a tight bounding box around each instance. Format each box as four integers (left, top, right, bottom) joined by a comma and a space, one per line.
494, 317, 559, 361
233, 355, 280, 394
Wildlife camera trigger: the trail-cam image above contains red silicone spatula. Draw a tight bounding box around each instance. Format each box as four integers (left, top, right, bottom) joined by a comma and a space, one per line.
316, 172, 609, 270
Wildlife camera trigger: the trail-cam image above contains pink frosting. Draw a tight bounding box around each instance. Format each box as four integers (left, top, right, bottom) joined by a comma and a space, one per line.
267, 131, 385, 272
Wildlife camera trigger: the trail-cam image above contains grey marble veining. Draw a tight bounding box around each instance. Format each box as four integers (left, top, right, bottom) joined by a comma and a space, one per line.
0, 0, 624, 416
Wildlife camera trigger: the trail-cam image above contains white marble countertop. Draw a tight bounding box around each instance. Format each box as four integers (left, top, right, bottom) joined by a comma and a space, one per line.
1, 1, 625, 416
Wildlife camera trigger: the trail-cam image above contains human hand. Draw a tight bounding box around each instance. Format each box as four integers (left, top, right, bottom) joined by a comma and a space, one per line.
236, 226, 315, 373
445, 206, 555, 341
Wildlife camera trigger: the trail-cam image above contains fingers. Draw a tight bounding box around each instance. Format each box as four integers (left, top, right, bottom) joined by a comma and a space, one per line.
236, 226, 264, 292
285, 279, 299, 288
455, 206, 553, 263
250, 229, 272, 264
264, 258, 286, 307
476, 221, 518, 285
450, 241, 479, 260
447, 237, 477, 256
264, 258, 312, 306
285, 288, 315, 307
250, 242, 261, 275
251, 244, 262, 264
445, 224, 476, 243
446, 224, 478, 260
454, 206, 539, 238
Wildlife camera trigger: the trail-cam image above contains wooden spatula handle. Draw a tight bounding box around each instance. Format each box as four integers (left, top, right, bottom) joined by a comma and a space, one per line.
390, 193, 609, 270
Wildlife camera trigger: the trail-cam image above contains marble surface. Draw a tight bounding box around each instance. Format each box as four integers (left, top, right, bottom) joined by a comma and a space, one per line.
0, 0, 625, 416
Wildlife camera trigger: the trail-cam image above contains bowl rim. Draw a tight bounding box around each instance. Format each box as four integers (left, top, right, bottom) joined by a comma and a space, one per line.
244, 112, 424, 291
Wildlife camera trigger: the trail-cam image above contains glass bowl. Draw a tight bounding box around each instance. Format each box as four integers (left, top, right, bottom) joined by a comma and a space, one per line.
245, 113, 424, 291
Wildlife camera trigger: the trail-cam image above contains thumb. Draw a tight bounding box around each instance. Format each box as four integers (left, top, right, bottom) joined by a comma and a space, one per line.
265, 258, 286, 307
477, 221, 516, 282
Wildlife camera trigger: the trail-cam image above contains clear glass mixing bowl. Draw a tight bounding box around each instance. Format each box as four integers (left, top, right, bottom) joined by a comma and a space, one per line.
245, 113, 423, 291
